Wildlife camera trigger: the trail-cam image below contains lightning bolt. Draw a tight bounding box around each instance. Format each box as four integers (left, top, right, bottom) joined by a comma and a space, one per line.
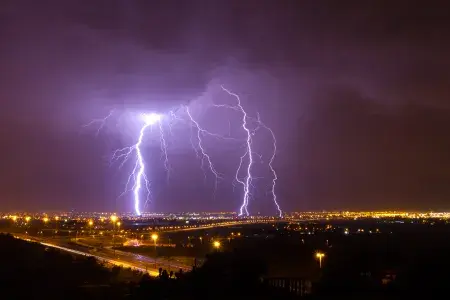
185, 106, 223, 191
110, 113, 161, 215
83, 89, 282, 217
219, 86, 282, 217
82, 110, 114, 136
158, 121, 170, 181
168, 108, 199, 158
217, 86, 255, 216
132, 120, 153, 215
255, 113, 282, 217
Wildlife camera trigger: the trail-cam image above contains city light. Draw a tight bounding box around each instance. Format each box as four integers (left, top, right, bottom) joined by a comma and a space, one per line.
316, 252, 325, 268
213, 241, 221, 249
7, 208, 450, 285
151, 234, 158, 242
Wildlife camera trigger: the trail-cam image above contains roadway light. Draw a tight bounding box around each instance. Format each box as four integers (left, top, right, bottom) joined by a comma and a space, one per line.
117, 221, 121, 227
88, 220, 94, 226
111, 215, 119, 255
25, 216, 31, 222
43, 217, 49, 223
213, 241, 221, 249
151, 234, 158, 268
315, 252, 325, 268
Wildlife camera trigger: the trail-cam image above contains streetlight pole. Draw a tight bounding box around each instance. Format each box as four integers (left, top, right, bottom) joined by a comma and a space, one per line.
116, 221, 121, 252
151, 234, 158, 269
110, 215, 118, 256
54, 216, 59, 238
113, 223, 116, 257
88, 220, 93, 237
25, 216, 31, 235
316, 252, 325, 269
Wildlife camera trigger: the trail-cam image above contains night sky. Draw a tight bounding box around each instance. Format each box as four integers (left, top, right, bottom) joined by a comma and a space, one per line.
1, 0, 449, 213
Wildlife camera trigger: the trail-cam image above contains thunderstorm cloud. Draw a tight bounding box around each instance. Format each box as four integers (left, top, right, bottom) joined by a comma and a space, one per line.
0, 0, 449, 212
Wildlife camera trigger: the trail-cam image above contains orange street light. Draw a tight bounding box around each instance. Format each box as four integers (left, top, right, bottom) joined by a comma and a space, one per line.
315, 252, 325, 268
151, 234, 159, 268
213, 241, 221, 249
151, 234, 158, 242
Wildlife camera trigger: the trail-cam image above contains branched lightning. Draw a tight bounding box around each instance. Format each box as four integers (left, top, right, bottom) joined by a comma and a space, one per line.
110, 113, 161, 215
255, 113, 282, 217
218, 86, 282, 217
158, 121, 170, 181
84, 86, 283, 217
185, 106, 223, 191
82, 110, 114, 136
168, 109, 200, 158
218, 86, 255, 216
132, 121, 152, 215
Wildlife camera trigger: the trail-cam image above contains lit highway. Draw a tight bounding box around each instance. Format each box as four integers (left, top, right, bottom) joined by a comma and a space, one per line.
40, 241, 159, 276
12, 234, 189, 276
157, 218, 283, 233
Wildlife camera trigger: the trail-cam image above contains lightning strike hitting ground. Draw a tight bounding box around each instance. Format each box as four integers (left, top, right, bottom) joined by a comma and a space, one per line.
218, 86, 255, 216
256, 114, 283, 217
84, 87, 283, 217
86, 111, 173, 215
218, 86, 282, 217
131, 118, 153, 215
110, 113, 161, 215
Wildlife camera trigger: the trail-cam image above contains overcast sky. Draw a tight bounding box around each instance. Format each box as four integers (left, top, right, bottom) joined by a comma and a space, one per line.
0, 0, 449, 213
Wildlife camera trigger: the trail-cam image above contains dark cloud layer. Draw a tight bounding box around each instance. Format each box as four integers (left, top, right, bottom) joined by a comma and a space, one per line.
0, 0, 449, 213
